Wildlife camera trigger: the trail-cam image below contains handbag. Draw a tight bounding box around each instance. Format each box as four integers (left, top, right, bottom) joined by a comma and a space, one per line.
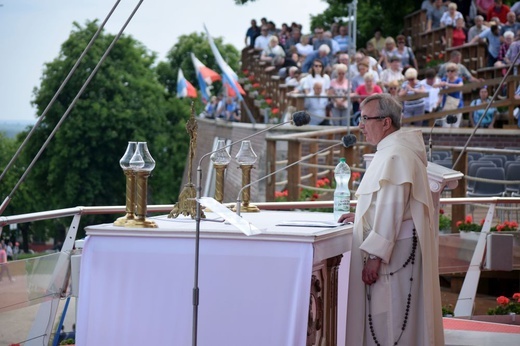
442, 95, 460, 111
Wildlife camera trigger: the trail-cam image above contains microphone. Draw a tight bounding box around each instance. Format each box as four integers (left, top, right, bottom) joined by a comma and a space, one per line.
235, 135, 357, 216
428, 115, 457, 162
291, 111, 311, 126
188, 108, 311, 346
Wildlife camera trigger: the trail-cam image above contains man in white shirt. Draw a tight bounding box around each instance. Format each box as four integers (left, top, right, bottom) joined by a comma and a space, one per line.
419, 68, 442, 113
254, 26, 271, 51
468, 15, 489, 41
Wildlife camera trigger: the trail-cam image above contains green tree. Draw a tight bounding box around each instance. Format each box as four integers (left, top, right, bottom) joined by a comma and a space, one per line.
17, 20, 190, 239
156, 32, 241, 102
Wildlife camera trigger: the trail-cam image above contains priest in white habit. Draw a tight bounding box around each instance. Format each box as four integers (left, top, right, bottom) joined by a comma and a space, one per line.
339, 93, 444, 345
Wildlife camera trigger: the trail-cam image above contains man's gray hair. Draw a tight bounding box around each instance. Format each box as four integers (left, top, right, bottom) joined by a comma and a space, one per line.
360, 94, 402, 129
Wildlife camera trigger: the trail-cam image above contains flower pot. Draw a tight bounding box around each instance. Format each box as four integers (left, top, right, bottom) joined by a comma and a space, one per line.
459, 231, 481, 241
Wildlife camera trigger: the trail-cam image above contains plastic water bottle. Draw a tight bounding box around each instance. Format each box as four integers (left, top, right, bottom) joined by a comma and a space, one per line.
334, 158, 351, 221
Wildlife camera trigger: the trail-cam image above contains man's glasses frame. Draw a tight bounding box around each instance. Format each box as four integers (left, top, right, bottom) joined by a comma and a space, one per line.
360, 115, 389, 124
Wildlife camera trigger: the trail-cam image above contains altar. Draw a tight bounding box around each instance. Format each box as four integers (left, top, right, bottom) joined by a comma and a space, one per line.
76, 210, 353, 345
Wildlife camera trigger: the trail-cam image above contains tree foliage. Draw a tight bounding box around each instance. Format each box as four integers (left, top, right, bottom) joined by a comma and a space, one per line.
20, 20, 191, 238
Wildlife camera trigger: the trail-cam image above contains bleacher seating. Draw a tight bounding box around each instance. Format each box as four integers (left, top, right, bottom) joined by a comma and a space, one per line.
237, 6, 520, 128
467, 167, 507, 197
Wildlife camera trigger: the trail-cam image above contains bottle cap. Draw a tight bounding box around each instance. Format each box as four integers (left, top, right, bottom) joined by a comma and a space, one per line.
339, 158, 346, 163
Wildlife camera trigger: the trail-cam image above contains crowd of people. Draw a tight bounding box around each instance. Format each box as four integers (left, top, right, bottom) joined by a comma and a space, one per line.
425, 0, 520, 68
235, 0, 520, 128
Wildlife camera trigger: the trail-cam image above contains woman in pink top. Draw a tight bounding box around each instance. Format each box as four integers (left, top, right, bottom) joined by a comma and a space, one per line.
0, 243, 14, 282
354, 72, 383, 101
328, 63, 351, 125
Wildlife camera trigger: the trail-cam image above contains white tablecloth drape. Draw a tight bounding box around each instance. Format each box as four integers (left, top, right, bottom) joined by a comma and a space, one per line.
76, 230, 313, 345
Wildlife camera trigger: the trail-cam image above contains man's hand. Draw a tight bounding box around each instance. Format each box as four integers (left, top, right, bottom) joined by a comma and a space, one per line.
362, 257, 382, 285
338, 212, 355, 224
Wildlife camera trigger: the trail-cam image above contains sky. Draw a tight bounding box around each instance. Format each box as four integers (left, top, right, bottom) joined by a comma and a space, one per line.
0, 0, 328, 123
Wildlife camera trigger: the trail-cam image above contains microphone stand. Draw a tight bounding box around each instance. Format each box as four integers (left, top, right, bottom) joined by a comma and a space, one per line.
428, 119, 441, 162
0, 0, 145, 216
429, 115, 456, 162
451, 49, 520, 170
235, 139, 349, 216
191, 116, 306, 346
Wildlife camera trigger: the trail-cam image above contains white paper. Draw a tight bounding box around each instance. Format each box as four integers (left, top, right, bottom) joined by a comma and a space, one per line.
197, 197, 262, 236
276, 220, 345, 228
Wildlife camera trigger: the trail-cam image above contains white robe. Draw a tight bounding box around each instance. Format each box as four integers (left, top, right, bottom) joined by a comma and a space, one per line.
345, 129, 444, 346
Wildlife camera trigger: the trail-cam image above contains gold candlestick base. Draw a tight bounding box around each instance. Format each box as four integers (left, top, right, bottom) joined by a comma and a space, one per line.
124, 218, 158, 228
232, 203, 260, 213
114, 214, 135, 226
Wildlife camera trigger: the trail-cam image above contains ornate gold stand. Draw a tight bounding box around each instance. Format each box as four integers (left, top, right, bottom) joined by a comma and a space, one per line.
169, 103, 204, 219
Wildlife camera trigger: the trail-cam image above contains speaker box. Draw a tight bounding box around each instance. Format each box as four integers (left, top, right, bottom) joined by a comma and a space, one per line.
485, 233, 513, 271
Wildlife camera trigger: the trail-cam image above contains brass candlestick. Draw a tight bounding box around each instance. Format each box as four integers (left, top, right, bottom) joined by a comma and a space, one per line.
127, 142, 157, 228
114, 142, 137, 226
235, 140, 259, 213
210, 139, 231, 203
213, 164, 227, 203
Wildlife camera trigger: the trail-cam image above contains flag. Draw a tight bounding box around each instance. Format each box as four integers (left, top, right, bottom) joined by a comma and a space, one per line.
190, 53, 221, 102
204, 24, 246, 100
176, 68, 197, 98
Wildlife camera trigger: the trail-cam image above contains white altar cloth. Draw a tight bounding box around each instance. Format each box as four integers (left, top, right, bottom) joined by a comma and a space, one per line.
76, 210, 352, 346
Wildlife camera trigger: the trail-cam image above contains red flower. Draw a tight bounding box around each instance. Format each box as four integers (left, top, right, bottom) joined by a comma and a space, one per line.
456, 221, 463, 227
512, 293, 520, 302
439, 208, 444, 215
311, 193, 319, 200
426, 56, 431, 63
275, 190, 288, 199
480, 218, 485, 226
351, 172, 361, 181
265, 98, 273, 105
271, 108, 280, 114
465, 215, 473, 224
438, 53, 444, 59
497, 296, 510, 306
252, 82, 260, 88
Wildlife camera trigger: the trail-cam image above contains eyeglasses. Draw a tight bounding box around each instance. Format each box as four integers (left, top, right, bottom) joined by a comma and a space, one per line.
360, 115, 389, 124
447, 69, 457, 73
